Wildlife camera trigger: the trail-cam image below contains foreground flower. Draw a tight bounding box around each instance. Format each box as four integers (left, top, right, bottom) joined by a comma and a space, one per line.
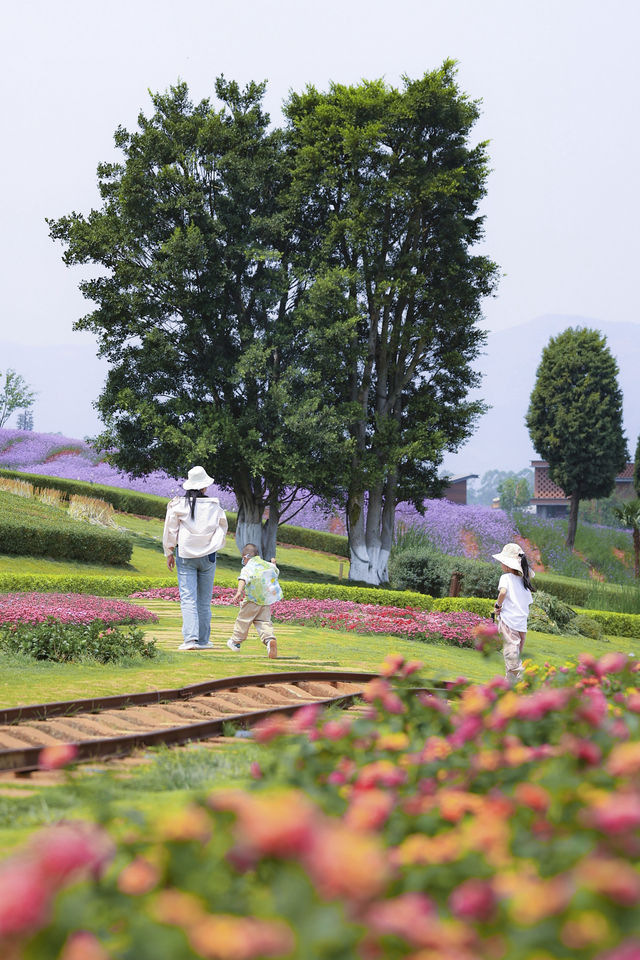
39, 743, 78, 770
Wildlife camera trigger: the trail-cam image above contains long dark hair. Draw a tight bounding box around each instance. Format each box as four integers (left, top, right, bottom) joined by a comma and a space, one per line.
184, 489, 207, 520
520, 553, 534, 592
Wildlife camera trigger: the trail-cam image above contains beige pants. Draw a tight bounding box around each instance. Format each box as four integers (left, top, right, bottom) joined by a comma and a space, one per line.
498, 619, 526, 687
231, 599, 276, 646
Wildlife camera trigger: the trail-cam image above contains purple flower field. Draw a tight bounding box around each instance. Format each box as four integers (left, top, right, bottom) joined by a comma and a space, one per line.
0, 428, 516, 557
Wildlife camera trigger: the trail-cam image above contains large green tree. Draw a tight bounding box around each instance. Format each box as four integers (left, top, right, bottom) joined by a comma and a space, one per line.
526, 327, 628, 550
634, 434, 640, 498
284, 64, 498, 583
48, 79, 346, 559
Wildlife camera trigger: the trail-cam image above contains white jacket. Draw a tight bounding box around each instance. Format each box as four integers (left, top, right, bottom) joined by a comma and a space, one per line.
163, 496, 228, 558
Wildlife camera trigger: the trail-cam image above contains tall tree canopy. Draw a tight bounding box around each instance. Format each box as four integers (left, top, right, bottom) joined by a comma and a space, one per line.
284, 63, 498, 582
526, 327, 628, 550
48, 79, 346, 558
0, 369, 36, 429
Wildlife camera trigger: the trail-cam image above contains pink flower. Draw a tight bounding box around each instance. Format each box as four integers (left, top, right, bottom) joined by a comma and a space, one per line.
449, 878, 497, 922
59, 932, 111, 960
0, 858, 49, 937
596, 652, 629, 677
587, 793, 640, 834
35, 822, 113, 883
39, 742, 78, 770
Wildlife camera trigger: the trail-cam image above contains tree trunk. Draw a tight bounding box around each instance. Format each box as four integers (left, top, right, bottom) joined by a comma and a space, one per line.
566, 492, 580, 550
261, 491, 279, 561
347, 484, 395, 586
235, 495, 263, 555
633, 527, 640, 579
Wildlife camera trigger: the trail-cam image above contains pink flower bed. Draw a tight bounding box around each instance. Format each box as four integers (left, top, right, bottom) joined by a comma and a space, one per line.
129, 588, 482, 646
0, 593, 157, 626
274, 600, 483, 646
130, 586, 236, 605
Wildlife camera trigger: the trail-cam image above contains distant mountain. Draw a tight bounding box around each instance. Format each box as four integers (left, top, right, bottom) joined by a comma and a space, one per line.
442, 314, 640, 479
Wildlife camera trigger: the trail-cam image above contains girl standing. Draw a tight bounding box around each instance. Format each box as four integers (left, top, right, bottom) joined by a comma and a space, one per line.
163, 466, 228, 651
492, 543, 534, 686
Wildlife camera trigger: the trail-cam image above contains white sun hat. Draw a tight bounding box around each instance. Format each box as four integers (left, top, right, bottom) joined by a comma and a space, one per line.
182, 466, 214, 490
492, 542, 525, 573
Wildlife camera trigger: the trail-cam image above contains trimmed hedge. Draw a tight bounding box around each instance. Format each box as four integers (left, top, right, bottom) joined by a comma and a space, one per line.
0, 468, 349, 556
574, 607, 640, 640
0, 490, 132, 565
0, 516, 132, 565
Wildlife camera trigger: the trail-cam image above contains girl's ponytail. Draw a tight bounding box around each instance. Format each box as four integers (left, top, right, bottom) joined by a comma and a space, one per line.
520, 553, 534, 592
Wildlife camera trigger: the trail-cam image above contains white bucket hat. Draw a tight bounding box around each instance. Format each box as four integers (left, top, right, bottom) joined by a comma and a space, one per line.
182, 466, 214, 490
492, 542, 525, 573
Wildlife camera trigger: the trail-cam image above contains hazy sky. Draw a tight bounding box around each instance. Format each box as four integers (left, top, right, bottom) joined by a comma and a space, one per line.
2, 0, 639, 442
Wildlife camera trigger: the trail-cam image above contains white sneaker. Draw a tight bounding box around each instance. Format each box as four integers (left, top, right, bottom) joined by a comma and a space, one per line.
227, 638, 242, 652
178, 640, 198, 651
195, 641, 214, 650
266, 639, 278, 659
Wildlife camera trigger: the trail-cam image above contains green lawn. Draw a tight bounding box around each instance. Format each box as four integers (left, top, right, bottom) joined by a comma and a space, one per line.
1, 599, 636, 709
0, 599, 637, 854
0, 513, 347, 584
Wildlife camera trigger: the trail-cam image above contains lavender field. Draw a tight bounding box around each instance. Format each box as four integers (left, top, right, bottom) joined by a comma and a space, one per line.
1, 428, 518, 559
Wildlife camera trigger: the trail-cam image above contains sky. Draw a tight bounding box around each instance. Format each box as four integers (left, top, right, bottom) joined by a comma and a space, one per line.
1, 0, 639, 468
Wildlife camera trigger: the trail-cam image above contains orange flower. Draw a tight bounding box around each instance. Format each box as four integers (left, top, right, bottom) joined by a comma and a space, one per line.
576, 856, 640, 906
561, 910, 611, 949
458, 686, 490, 716
376, 731, 409, 752
150, 889, 207, 927
117, 856, 159, 896
421, 737, 452, 762
59, 932, 110, 960
607, 741, 640, 777
155, 804, 211, 843
188, 914, 295, 959
304, 822, 389, 902
514, 782, 550, 813
345, 789, 394, 832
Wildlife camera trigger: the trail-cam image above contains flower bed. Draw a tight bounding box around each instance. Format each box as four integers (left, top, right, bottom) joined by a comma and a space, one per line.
130, 588, 483, 646
3, 653, 640, 958
0, 593, 157, 626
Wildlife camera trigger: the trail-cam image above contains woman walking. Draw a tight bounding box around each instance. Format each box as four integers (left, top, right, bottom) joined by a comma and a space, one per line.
163, 466, 228, 651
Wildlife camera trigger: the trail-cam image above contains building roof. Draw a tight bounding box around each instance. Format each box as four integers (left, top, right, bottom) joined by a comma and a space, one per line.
445, 474, 479, 484
531, 461, 635, 501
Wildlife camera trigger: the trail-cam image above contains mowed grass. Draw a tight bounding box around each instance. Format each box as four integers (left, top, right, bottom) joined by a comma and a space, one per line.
0, 513, 347, 583
1, 599, 637, 709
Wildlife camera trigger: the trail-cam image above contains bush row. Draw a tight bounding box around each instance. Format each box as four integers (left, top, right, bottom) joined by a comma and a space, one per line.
0, 468, 350, 556
0, 515, 132, 565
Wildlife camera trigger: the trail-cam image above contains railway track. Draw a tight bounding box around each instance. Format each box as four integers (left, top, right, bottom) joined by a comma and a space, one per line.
0, 671, 379, 775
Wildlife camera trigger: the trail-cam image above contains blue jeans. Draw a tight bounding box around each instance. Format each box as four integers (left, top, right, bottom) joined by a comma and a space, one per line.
175, 550, 217, 646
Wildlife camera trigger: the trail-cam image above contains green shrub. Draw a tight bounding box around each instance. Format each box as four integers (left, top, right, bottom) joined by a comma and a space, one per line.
573, 614, 605, 641
389, 545, 450, 595
533, 574, 593, 606
0, 493, 132, 565
574, 607, 640, 639
390, 546, 499, 598
529, 591, 577, 631
0, 619, 157, 662
431, 596, 493, 615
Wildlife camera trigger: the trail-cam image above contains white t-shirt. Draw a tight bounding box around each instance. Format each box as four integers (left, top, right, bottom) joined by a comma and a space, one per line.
498, 572, 532, 632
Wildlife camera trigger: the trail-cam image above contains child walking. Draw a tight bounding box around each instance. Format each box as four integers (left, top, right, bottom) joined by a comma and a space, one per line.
492, 543, 534, 686
227, 544, 283, 659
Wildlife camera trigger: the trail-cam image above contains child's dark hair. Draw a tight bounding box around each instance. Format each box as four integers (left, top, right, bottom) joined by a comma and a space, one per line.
520, 553, 534, 592
242, 543, 259, 558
